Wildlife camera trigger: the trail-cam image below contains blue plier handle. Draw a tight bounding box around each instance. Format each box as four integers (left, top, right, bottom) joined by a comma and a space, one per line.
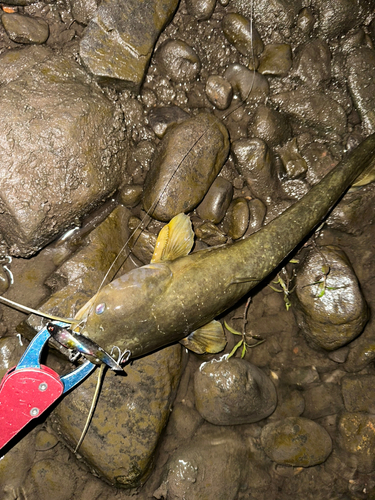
0, 321, 96, 451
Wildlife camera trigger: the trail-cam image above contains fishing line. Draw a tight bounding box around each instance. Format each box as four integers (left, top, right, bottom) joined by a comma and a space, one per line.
83, 0, 257, 325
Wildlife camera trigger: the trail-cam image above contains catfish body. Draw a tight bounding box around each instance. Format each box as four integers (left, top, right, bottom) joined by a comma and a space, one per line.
81, 133, 375, 359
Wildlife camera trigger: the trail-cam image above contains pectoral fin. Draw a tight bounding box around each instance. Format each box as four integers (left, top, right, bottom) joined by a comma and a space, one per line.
180, 320, 227, 354
151, 213, 194, 263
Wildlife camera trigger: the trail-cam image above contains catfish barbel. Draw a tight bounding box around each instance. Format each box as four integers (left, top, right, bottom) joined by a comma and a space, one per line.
74, 132, 375, 360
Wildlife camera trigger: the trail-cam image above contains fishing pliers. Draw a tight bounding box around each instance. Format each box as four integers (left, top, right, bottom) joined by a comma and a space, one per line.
0, 321, 96, 451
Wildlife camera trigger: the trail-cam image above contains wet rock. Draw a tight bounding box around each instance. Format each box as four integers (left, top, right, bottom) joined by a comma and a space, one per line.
302, 142, 337, 186
293, 246, 369, 350
246, 198, 266, 235
280, 178, 309, 201
222, 198, 249, 240
248, 105, 291, 148
0, 335, 26, 379
148, 106, 189, 139
80, 0, 179, 91
232, 138, 281, 205
342, 375, 375, 413
314, 0, 373, 38
302, 383, 344, 419
279, 137, 308, 179
261, 417, 332, 466
194, 221, 227, 246
127, 215, 157, 264
205, 75, 233, 110
269, 387, 305, 420
196, 176, 233, 223
118, 184, 143, 207
296, 7, 315, 36
186, 0, 216, 20
283, 365, 320, 388
0, 46, 127, 257
222, 12, 263, 58
293, 38, 331, 87
70, 0, 99, 25
224, 64, 269, 103
154, 426, 247, 500
1, 13, 49, 44
346, 47, 375, 134
337, 412, 375, 473
272, 89, 347, 135
326, 184, 375, 235
143, 113, 229, 221
35, 430, 58, 451
258, 44, 292, 77
232, 0, 302, 40
194, 357, 277, 425
0, 45, 50, 85
126, 140, 156, 184
344, 319, 375, 372
165, 402, 203, 443
26, 458, 77, 500
155, 39, 201, 84
0, 430, 36, 498
53, 345, 183, 489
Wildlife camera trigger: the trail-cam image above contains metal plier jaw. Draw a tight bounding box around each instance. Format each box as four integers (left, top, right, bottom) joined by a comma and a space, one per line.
0, 321, 96, 451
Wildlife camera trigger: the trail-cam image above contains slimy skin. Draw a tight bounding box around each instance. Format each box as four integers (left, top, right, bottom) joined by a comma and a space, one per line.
80, 133, 375, 359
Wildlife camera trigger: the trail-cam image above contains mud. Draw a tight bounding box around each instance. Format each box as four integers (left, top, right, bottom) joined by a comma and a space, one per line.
0, 0, 375, 499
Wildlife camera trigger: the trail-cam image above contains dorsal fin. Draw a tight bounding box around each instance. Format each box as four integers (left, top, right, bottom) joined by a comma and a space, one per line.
151, 213, 194, 263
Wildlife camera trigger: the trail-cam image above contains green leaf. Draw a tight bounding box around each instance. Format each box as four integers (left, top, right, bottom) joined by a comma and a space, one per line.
241, 342, 247, 358
224, 321, 242, 336
227, 339, 244, 359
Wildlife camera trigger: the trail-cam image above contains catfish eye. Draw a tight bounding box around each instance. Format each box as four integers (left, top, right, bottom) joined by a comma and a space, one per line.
95, 303, 105, 315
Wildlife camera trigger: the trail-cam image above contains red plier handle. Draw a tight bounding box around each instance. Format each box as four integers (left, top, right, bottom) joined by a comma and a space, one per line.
0, 322, 95, 451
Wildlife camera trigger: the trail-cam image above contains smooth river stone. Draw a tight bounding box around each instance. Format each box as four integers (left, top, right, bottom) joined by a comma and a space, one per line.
154, 426, 248, 500
196, 176, 233, 223
261, 417, 332, 466
293, 245, 368, 350
80, 0, 179, 91
194, 357, 277, 425
337, 412, 375, 473
143, 113, 229, 221
1, 13, 49, 44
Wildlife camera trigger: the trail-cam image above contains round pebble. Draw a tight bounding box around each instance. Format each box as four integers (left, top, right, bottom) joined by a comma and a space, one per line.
222, 197, 250, 239
1, 13, 49, 44
293, 39, 331, 87
205, 75, 233, 110
35, 430, 58, 451
155, 39, 201, 83
186, 0, 216, 20
258, 43, 292, 77
222, 12, 263, 57
261, 417, 332, 467
246, 198, 266, 235
231, 138, 281, 205
296, 7, 315, 34
248, 104, 291, 148
194, 357, 277, 425
337, 412, 375, 473
196, 176, 233, 223
224, 63, 269, 102
143, 112, 229, 221
194, 221, 227, 246
293, 245, 369, 350
148, 106, 190, 139
118, 184, 143, 207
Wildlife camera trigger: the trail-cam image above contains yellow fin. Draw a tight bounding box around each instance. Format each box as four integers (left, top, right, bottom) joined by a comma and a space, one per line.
180, 320, 227, 354
151, 213, 194, 263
